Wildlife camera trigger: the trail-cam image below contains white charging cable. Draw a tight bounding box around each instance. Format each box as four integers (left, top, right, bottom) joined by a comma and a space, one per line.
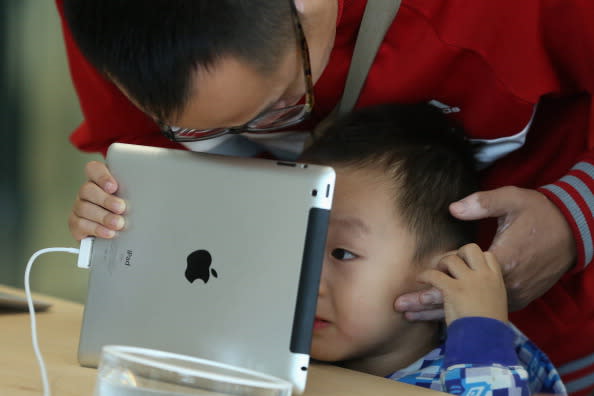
24, 238, 94, 396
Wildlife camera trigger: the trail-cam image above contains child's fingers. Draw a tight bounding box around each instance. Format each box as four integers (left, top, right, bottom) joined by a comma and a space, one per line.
457, 243, 487, 271
437, 254, 471, 279
85, 161, 118, 194
417, 268, 454, 291
484, 251, 503, 275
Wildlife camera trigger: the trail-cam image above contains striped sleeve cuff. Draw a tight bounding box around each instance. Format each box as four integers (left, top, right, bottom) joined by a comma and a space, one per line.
539, 161, 594, 271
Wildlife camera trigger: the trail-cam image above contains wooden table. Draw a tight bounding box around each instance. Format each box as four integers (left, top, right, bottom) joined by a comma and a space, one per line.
0, 285, 441, 395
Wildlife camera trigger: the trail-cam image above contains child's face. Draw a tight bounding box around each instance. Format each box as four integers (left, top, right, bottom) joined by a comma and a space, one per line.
311, 166, 438, 373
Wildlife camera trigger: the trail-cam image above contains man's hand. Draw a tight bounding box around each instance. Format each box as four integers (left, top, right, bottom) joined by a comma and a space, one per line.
68, 161, 126, 240
395, 186, 576, 320
418, 244, 508, 326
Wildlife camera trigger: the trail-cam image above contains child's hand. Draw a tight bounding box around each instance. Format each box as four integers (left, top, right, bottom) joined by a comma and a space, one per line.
417, 243, 508, 325
68, 161, 126, 240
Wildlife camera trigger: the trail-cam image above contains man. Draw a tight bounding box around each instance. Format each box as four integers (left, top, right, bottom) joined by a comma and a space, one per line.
57, 1, 594, 393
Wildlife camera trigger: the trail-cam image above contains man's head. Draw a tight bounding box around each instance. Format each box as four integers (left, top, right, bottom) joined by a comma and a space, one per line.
302, 103, 478, 373
62, 0, 337, 136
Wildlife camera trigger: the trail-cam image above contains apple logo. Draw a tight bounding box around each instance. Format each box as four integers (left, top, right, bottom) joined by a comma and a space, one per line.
185, 249, 218, 284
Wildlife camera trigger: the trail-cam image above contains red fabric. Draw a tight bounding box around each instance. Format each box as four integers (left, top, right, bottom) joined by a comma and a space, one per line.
57, 0, 594, 388
56, 0, 184, 156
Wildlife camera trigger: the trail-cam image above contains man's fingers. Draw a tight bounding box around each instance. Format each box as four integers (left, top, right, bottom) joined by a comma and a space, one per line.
73, 200, 125, 231
78, 182, 126, 214
419, 288, 444, 305
395, 288, 443, 312
404, 309, 445, 322
85, 161, 118, 194
449, 186, 521, 221
68, 213, 117, 240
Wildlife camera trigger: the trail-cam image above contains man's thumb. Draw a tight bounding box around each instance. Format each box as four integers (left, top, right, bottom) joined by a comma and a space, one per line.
449, 187, 516, 221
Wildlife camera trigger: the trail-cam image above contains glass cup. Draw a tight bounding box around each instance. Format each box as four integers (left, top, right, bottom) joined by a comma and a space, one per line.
94, 345, 293, 396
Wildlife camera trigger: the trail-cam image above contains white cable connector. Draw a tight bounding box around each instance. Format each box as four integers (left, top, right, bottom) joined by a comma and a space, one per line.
77, 237, 95, 269
24, 239, 92, 396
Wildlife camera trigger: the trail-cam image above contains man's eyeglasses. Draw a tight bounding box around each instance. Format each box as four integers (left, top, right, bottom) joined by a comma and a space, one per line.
160, 0, 314, 142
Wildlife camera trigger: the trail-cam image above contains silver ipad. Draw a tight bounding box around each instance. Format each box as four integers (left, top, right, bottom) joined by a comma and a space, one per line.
77, 143, 335, 394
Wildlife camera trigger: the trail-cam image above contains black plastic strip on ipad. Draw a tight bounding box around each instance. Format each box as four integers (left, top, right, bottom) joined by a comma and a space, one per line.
290, 207, 330, 354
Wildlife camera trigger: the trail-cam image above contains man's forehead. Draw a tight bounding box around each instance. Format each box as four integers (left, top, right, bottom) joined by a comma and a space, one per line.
170, 54, 296, 129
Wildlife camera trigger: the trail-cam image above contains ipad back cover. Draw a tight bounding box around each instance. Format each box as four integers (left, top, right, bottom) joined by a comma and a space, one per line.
78, 143, 334, 394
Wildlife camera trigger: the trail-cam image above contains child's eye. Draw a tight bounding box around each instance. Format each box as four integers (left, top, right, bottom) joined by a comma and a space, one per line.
331, 248, 357, 260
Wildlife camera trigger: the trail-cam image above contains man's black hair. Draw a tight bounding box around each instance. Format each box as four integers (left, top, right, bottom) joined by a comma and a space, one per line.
301, 103, 479, 261
62, 0, 294, 121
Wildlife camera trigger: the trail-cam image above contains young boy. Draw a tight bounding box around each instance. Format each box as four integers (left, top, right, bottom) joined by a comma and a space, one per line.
300, 103, 566, 395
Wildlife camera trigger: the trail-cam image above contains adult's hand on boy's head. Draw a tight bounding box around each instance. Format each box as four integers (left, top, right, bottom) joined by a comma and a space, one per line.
394, 185, 576, 319
448, 186, 576, 311
68, 161, 127, 240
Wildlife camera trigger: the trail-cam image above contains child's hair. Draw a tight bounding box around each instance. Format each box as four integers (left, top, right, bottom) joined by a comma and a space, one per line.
301, 103, 479, 262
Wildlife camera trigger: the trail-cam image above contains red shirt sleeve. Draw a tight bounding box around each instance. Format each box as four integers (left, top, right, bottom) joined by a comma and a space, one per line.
535, 0, 594, 271
56, 0, 184, 157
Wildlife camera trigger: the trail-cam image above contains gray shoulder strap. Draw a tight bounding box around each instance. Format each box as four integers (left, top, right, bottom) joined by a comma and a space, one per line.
311, 0, 402, 141
338, 0, 403, 116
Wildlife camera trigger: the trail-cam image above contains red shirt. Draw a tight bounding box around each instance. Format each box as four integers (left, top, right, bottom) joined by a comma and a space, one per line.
57, 0, 594, 392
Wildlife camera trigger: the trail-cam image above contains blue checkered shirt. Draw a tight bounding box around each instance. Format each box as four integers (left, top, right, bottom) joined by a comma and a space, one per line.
387, 317, 566, 395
